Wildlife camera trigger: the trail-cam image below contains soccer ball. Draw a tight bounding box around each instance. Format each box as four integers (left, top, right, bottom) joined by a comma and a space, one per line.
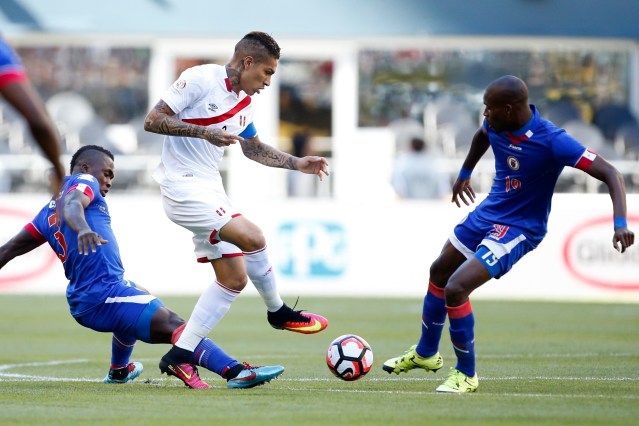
326, 334, 373, 381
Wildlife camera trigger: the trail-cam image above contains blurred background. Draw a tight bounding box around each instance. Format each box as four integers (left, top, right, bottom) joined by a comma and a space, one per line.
1, 0, 638, 197
1, 0, 638, 300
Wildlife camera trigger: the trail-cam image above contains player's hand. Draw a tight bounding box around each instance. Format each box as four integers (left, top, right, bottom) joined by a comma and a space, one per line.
295, 156, 330, 181
205, 128, 243, 147
613, 227, 634, 253
451, 178, 476, 207
77, 229, 108, 255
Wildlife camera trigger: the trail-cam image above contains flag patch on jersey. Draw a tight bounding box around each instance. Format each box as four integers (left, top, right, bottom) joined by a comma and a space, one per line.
575, 149, 597, 170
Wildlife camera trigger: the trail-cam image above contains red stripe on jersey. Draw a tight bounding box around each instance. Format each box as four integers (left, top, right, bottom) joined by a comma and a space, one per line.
24, 222, 46, 245
506, 131, 529, 144
575, 149, 597, 171
446, 301, 473, 319
224, 78, 232, 92
182, 96, 251, 126
0, 70, 26, 88
66, 183, 95, 201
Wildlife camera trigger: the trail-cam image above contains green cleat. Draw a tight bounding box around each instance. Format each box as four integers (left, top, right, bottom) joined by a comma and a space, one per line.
435, 368, 478, 393
382, 345, 443, 375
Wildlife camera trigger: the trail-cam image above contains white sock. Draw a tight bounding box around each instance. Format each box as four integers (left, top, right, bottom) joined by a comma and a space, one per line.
175, 281, 239, 351
244, 246, 284, 312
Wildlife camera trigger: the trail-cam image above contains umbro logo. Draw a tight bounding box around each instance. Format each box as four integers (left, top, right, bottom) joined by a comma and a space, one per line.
208, 103, 218, 112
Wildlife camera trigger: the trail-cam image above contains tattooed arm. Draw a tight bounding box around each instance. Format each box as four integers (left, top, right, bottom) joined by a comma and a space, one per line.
143, 100, 241, 147
240, 136, 330, 180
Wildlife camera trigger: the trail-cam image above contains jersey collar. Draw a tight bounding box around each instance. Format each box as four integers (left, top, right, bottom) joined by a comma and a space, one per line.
507, 104, 538, 143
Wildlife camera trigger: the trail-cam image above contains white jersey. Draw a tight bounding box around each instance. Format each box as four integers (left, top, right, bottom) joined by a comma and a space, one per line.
153, 64, 257, 185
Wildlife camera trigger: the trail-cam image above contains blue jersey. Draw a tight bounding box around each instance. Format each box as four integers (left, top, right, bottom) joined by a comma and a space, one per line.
25, 174, 125, 316
474, 105, 596, 238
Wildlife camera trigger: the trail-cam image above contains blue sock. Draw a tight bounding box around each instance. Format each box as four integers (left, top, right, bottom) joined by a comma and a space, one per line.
111, 334, 135, 368
447, 301, 476, 377
192, 337, 240, 377
416, 282, 447, 357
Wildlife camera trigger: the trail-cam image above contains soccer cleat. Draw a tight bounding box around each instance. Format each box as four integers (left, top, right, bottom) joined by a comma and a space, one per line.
159, 347, 211, 389
267, 304, 328, 334
103, 362, 143, 384
382, 344, 443, 375
226, 362, 285, 389
435, 368, 479, 393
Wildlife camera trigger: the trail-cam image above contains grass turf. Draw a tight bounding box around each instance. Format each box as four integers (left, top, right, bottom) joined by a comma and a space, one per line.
0, 295, 638, 426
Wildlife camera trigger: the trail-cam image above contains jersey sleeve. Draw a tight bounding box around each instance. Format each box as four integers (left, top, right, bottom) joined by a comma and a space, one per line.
25, 202, 55, 246
0, 39, 26, 88
551, 130, 595, 169
65, 173, 99, 204
161, 67, 206, 115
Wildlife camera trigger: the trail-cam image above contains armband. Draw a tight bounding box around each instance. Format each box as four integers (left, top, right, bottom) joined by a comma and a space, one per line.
458, 167, 472, 180
614, 217, 627, 229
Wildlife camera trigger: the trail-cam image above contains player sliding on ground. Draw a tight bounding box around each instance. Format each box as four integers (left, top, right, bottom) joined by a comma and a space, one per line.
383, 75, 634, 393
0, 145, 284, 389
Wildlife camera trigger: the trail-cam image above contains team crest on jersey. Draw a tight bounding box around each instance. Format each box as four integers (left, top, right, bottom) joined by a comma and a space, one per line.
175, 79, 187, 90
208, 103, 218, 112
506, 156, 520, 171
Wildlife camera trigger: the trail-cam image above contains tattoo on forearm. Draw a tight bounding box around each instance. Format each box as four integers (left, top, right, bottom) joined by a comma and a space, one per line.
241, 139, 297, 169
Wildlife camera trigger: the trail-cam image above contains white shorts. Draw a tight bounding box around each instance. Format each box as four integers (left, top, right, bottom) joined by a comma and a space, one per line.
159, 177, 242, 262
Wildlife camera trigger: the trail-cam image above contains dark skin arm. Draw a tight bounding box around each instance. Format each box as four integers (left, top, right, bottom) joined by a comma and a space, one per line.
0, 228, 43, 269
0, 81, 65, 194
451, 129, 491, 207
63, 189, 108, 255
582, 155, 634, 253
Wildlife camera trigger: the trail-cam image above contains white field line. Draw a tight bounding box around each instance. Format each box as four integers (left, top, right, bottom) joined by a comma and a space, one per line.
1, 357, 638, 395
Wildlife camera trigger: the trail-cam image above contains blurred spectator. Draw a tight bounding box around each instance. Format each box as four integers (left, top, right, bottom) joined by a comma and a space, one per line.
287, 130, 317, 197
391, 137, 449, 199
388, 107, 425, 155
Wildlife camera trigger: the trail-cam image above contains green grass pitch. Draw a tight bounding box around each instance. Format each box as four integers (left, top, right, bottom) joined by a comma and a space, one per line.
0, 295, 638, 426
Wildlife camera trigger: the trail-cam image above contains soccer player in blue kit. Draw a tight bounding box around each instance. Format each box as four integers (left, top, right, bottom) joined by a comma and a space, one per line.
383, 75, 635, 393
0, 145, 284, 389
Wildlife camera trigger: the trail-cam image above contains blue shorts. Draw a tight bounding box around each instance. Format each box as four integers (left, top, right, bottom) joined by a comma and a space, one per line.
450, 212, 540, 279
73, 280, 164, 343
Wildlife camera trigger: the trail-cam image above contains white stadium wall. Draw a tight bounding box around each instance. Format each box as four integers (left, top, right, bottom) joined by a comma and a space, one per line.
1, 193, 638, 302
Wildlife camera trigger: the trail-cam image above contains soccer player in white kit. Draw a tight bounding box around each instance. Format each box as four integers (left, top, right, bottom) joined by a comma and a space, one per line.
144, 31, 329, 384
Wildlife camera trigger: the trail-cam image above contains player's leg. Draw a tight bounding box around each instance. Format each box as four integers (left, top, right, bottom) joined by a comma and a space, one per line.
149, 305, 284, 389
383, 240, 464, 375
434, 256, 489, 393
103, 333, 143, 384
219, 215, 328, 334
436, 227, 536, 393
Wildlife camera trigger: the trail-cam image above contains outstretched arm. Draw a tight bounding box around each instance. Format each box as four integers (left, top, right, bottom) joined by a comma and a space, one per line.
451, 129, 490, 207
0, 81, 65, 193
582, 156, 634, 253
239, 135, 329, 181
0, 228, 43, 269
63, 189, 108, 255
143, 100, 241, 148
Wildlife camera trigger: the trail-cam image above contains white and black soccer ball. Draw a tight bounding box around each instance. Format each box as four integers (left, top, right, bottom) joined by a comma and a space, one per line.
326, 334, 373, 381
